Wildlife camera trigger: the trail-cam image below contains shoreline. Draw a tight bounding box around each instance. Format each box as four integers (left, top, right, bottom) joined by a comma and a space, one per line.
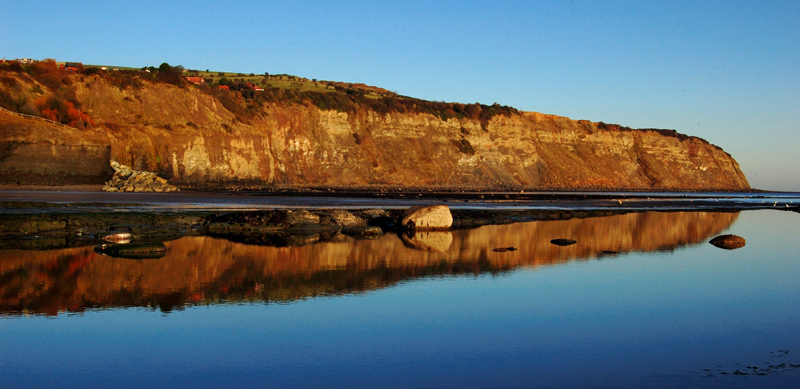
0, 183, 785, 196
1, 189, 797, 252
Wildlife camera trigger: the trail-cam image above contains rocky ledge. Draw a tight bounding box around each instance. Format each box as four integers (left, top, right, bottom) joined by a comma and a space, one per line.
102, 161, 179, 192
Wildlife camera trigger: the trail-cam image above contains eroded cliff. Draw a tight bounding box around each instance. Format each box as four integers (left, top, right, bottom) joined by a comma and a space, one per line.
0, 71, 749, 190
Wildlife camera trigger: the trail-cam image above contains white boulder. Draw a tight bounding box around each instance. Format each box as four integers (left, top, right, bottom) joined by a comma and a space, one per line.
401, 205, 453, 230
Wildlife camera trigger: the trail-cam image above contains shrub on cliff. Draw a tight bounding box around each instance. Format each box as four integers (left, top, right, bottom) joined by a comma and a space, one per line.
156, 63, 185, 86
33, 95, 93, 128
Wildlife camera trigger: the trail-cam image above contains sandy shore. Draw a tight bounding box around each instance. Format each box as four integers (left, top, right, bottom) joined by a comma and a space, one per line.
0, 184, 104, 192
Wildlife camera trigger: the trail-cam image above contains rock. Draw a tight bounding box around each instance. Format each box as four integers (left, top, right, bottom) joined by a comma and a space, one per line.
327, 210, 365, 226
284, 210, 320, 225
361, 209, 390, 219
401, 205, 453, 230
102, 232, 131, 244
341, 225, 384, 239
102, 161, 179, 193
551, 238, 577, 246
709, 234, 746, 250
492, 247, 517, 252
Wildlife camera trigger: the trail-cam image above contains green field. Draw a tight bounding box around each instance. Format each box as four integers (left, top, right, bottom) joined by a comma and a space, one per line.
80, 62, 395, 99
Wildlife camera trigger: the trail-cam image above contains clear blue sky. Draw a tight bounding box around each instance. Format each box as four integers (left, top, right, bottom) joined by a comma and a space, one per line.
2, 0, 798, 190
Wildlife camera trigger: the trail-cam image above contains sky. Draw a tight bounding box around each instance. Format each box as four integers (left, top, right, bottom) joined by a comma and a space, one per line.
2, 0, 798, 190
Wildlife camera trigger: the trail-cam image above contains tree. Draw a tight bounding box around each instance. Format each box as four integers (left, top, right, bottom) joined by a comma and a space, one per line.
154, 62, 186, 85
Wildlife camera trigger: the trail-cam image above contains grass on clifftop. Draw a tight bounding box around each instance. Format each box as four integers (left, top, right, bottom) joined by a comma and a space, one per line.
0, 60, 519, 127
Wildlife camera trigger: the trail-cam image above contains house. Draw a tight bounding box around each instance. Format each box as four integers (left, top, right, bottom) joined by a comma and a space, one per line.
186, 76, 205, 85
245, 83, 264, 92
64, 62, 82, 71
218, 85, 230, 90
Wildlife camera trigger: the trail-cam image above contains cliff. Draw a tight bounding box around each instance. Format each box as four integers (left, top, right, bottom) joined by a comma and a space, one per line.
0, 70, 749, 190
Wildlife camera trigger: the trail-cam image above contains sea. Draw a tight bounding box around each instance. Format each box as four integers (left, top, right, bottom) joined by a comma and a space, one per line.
1, 191, 799, 388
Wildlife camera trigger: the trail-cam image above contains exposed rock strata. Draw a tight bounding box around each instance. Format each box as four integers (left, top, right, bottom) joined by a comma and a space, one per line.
102, 161, 179, 192
0, 73, 750, 190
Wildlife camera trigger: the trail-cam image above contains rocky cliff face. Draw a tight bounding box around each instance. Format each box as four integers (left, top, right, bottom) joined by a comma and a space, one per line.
0, 73, 749, 190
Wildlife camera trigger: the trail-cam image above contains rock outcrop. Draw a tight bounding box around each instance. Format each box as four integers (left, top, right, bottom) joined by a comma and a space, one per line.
102, 161, 179, 192
0, 72, 751, 190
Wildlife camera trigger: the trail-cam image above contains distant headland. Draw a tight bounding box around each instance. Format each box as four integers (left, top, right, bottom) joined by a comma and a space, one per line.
0, 58, 749, 191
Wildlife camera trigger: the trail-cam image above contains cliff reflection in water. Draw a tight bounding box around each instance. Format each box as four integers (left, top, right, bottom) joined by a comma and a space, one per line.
0, 211, 738, 315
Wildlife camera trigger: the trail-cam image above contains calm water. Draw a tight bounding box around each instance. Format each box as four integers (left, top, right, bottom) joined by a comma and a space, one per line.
1, 209, 799, 388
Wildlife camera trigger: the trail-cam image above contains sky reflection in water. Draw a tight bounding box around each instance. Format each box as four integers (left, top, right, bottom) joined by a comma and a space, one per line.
1, 210, 799, 388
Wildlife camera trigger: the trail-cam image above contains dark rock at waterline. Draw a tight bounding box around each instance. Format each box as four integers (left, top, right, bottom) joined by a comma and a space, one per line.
367, 216, 397, 231
342, 225, 384, 239
709, 234, 746, 250
95, 242, 167, 259
204, 209, 373, 233
492, 247, 517, 252
550, 238, 577, 246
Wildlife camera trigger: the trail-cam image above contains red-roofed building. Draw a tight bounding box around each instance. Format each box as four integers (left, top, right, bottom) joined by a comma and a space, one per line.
186, 76, 205, 85
218, 85, 230, 90
245, 83, 264, 92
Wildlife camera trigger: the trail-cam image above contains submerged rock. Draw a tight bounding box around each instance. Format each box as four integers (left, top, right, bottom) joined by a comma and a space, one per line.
95, 242, 167, 259
342, 225, 384, 239
550, 238, 577, 246
401, 205, 453, 230
492, 247, 518, 252
709, 234, 746, 250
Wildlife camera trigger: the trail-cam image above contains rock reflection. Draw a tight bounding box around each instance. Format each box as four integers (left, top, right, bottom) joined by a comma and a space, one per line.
401, 231, 453, 252
0, 211, 738, 315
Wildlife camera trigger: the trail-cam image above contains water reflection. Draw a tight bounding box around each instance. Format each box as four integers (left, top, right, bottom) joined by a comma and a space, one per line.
0, 211, 738, 315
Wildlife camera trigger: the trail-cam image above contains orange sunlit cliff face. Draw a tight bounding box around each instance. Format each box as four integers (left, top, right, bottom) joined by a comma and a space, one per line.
0, 211, 737, 315
0, 68, 749, 190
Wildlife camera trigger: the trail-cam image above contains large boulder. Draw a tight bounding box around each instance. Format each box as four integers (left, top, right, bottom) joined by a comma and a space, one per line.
103, 161, 179, 192
400, 205, 453, 230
